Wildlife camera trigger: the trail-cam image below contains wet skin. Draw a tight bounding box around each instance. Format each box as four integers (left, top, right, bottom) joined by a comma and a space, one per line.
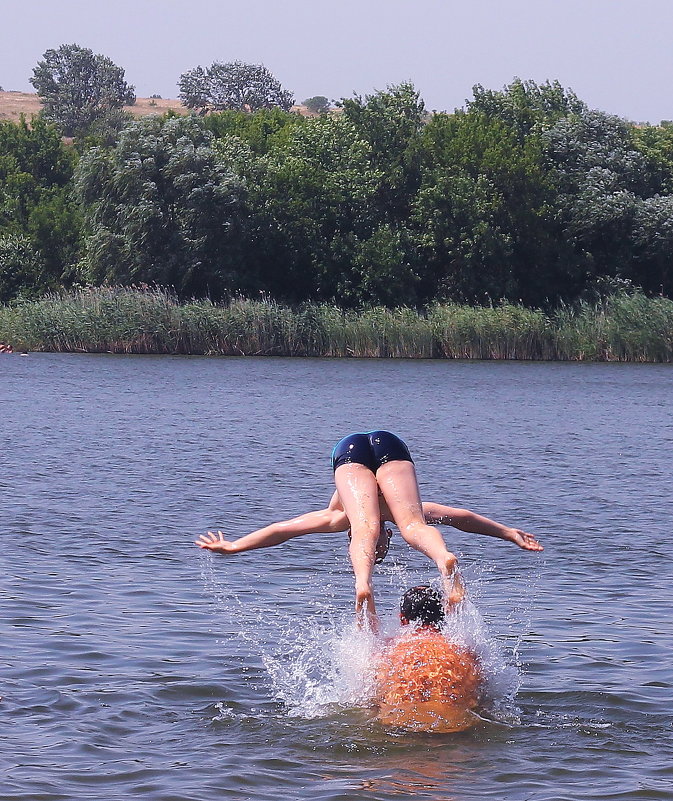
197, 463, 542, 628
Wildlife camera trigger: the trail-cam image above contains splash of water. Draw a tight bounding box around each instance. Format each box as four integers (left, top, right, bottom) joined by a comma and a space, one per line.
441, 598, 521, 723
199, 554, 525, 725
259, 599, 521, 725
262, 622, 379, 718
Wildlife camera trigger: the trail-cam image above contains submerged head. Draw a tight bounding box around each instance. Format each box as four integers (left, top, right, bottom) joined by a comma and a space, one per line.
346, 523, 392, 564
400, 585, 444, 629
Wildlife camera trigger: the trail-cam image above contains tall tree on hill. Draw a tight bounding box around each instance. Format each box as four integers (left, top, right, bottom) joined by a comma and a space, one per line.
178, 61, 293, 114
30, 43, 135, 138
303, 96, 331, 115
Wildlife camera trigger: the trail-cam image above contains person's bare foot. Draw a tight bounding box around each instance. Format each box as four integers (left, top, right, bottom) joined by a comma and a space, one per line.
355, 585, 379, 632
440, 555, 465, 607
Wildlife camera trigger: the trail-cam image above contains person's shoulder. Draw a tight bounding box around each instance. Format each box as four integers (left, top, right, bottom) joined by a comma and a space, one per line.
378, 629, 415, 657
381, 627, 438, 660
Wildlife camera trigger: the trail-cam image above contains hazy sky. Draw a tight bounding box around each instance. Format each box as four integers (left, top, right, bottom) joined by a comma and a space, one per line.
2, 0, 672, 122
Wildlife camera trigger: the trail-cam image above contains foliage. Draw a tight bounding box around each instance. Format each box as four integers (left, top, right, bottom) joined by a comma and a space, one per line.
3, 76, 673, 313
303, 96, 331, 115
240, 114, 389, 304
75, 115, 246, 297
467, 78, 587, 140
0, 116, 82, 299
542, 108, 672, 294
341, 82, 426, 219
178, 61, 293, 113
632, 123, 673, 194
411, 168, 513, 303
0, 116, 76, 197
419, 103, 575, 306
30, 43, 135, 138
0, 233, 45, 303
204, 107, 304, 154
3, 286, 672, 363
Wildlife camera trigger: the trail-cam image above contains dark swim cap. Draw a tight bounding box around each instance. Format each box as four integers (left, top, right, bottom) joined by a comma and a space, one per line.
400, 585, 444, 626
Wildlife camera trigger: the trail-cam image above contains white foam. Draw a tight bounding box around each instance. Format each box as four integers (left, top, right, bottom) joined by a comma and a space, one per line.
262, 621, 379, 718
199, 553, 525, 724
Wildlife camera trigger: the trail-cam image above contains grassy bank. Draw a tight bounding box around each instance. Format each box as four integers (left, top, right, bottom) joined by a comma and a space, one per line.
1, 286, 672, 361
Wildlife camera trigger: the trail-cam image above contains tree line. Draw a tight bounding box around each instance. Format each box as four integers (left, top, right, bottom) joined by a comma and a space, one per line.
2, 44, 673, 309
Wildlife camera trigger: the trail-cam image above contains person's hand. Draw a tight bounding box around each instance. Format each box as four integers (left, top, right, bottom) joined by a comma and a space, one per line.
506, 528, 543, 551
195, 531, 236, 553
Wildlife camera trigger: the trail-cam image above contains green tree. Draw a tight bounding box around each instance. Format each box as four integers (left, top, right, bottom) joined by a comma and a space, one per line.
340, 82, 426, 222
0, 116, 82, 297
411, 169, 513, 303
235, 115, 386, 304
30, 44, 135, 138
632, 123, 673, 195
420, 107, 575, 305
303, 96, 331, 115
468, 78, 587, 142
204, 107, 304, 154
543, 109, 650, 286
350, 223, 419, 305
628, 195, 673, 295
75, 115, 246, 297
544, 110, 648, 194
178, 61, 293, 114
0, 233, 44, 303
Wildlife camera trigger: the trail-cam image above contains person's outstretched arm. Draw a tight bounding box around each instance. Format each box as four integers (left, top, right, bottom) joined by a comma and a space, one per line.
422, 503, 543, 551
195, 505, 350, 554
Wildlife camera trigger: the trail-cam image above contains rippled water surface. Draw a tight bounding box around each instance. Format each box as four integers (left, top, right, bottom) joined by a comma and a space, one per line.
1, 354, 672, 801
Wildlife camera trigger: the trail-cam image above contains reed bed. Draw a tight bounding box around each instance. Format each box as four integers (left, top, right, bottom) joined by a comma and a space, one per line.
1, 286, 672, 362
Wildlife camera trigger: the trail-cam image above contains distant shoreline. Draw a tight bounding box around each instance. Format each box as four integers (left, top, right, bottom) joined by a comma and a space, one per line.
1, 287, 672, 363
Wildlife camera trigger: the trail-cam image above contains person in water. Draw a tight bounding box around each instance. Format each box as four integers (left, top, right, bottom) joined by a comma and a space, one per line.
375, 584, 482, 733
196, 430, 543, 624
329, 430, 469, 625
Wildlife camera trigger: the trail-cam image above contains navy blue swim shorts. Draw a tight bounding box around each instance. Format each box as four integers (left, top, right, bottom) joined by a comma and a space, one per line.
331, 430, 413, 473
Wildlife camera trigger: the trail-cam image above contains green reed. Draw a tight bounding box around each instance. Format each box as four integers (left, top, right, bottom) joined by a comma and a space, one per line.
428, 303, 554, 360
1, 286, 672, 361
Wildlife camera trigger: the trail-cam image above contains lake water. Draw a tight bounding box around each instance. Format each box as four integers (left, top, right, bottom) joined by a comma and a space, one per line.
1, 354, 672, 801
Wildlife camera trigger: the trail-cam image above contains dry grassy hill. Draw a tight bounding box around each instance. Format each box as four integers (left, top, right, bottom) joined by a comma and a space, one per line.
0, 91, 313, 124
0, 91, 187, 123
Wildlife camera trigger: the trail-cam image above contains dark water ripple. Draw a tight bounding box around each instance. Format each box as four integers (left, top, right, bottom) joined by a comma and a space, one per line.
1, 355, 672, 800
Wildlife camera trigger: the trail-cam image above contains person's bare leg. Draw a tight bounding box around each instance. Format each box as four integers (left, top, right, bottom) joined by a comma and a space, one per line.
334, 463, 381, 626
376, 460, 465, 605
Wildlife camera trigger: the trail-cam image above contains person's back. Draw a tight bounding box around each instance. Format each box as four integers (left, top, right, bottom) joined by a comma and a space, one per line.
375, 585, 482, 732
